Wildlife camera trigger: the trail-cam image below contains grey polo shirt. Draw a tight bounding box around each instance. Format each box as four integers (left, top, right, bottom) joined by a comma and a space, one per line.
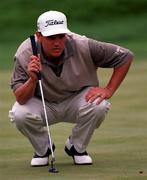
11, 33, 133, 102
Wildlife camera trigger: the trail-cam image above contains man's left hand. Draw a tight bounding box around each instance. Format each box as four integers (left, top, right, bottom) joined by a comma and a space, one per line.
85, 87, 113, 105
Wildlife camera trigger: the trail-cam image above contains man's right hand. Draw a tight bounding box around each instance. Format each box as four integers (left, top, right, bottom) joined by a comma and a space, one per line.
14, 55, 42, 104
27, 55, 42, 81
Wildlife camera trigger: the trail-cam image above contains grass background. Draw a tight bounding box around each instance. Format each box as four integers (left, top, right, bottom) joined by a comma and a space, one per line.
0, 0, 147, 179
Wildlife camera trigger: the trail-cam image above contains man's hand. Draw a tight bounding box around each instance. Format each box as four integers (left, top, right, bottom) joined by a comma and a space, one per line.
85, 87, 113, 105
85, 58, 133, 105
27, 55, 42, 81
14, 55, 42, 105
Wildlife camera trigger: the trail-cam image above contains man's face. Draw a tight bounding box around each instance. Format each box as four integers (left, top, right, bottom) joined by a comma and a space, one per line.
37, 33, 66, 59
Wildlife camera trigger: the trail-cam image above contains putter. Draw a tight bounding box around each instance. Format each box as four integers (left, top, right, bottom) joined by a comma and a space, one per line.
30, 35, 59, 173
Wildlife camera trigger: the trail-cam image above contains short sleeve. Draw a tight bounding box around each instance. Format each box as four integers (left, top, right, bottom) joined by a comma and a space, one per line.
88, 39, 133, 68
10, 56, 29, 92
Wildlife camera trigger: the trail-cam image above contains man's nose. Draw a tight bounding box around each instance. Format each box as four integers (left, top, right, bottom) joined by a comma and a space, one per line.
53, 38, 61, 45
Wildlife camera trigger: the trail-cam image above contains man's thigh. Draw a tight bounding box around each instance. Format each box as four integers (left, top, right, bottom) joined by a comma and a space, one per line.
9, 97, 57, 125
61, 87, 111, 123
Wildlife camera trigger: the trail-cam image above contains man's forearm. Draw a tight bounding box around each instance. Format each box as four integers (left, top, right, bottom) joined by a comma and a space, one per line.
106, 58, 133, 95
14, 78, 38, 105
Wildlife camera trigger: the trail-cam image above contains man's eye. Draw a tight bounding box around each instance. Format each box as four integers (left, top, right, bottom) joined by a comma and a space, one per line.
46, 34, 65, 40
46, 36, 56, 40
59, 34, 65, 39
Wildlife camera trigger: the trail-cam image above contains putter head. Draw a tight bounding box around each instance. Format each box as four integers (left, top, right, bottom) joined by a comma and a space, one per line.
49, 167, 59, 173
48, 158, 59, 173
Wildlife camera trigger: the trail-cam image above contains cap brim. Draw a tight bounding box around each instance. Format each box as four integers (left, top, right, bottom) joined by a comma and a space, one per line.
41, 28, 70, 37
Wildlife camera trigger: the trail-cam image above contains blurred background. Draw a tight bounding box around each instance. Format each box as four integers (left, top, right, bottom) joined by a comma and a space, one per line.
0, 0, 147, 70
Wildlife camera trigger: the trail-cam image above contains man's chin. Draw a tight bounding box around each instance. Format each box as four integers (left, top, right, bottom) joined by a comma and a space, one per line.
51, 52, 62, 58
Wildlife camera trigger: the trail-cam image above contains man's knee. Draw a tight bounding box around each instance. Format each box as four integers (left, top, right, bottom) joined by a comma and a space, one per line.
92, 100, 111, 126
78, 100, 110, 120
9, 102, 41, 130
94, 100, 111, 115
9, 106, 29, 129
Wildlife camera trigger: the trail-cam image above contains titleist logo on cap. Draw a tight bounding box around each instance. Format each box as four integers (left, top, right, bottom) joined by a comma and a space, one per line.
45, 20, 64, 27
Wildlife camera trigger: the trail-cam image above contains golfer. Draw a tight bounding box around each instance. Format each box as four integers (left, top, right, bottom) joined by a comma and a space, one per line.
9, 10, 133, 167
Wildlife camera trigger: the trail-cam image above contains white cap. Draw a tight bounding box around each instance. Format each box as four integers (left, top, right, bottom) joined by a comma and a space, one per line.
37, 11, 70, 37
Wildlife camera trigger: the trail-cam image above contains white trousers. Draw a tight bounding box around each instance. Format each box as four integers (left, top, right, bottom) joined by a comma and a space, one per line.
9, 87, 111, 156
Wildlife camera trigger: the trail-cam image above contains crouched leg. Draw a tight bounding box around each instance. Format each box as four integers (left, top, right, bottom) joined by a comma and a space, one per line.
9, 98, 49, 156
71, 99, 111, 153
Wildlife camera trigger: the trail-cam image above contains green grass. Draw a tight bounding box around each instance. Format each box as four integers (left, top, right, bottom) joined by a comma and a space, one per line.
0, 60, 147, 179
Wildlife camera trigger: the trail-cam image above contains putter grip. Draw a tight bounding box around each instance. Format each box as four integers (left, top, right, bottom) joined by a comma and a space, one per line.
30, 35, 41, 80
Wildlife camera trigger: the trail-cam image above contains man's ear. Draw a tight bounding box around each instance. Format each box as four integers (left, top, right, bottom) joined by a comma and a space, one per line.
35, 32, 42, 42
